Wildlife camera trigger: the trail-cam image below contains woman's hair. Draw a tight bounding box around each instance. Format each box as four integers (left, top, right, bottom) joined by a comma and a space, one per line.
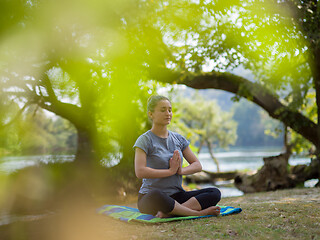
147, 95, 171, 113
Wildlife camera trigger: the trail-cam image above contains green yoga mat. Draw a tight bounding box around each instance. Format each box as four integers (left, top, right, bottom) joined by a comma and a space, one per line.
97, 204, 242, 223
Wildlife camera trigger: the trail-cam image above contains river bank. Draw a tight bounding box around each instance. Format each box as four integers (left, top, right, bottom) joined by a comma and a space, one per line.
0, 187, 319, 240
0, 149, 313, 200
0, 148, 310, 175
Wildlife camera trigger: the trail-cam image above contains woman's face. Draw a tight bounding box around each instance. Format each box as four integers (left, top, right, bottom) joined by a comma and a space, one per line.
149, 100, 172, 126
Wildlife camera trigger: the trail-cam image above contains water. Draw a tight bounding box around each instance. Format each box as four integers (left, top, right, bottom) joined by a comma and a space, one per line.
0, 148, 311, 174
200, 182, 244, 198
0, 155, 75, 174
198, 149, 311, 172
197, 148, 314, 198
0, 150, 316, 198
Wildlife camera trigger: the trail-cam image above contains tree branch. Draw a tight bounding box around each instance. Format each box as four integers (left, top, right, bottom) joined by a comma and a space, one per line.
36, 99, 83, 126
0, 102, 29, 129
152, 68, 318, 145
39, 72, 58, 102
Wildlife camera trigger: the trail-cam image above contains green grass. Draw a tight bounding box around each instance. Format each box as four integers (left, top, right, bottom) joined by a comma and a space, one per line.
1, 187, 319, 240
115, 188, 320, 240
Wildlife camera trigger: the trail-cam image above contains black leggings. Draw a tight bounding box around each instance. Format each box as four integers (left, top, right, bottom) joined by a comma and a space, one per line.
137, 188, 221, 216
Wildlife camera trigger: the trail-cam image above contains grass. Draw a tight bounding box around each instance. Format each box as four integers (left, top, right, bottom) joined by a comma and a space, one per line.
109, 187, 320, 240
152, 187, 319, 240
1, 187, 319, 240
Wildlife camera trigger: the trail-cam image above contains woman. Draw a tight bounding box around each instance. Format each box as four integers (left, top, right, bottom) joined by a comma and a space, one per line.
134, 95, 221, 218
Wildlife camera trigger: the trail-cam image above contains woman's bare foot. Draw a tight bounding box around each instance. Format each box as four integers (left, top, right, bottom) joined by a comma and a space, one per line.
155, 211, 171, 218
200, 206, 221, 216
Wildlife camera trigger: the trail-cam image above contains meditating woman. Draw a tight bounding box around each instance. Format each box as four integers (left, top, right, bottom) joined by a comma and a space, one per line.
134, 95, 221, 218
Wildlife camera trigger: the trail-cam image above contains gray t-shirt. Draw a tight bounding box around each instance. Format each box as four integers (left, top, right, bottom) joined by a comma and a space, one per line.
133, 130, 190, 195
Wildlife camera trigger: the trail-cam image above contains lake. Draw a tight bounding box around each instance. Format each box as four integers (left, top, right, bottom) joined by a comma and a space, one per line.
0, 148, 315, 198
198, 148, 311, 172
197, 147, 315, 197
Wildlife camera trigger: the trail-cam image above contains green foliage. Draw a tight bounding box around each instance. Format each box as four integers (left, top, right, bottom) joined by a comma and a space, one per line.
149, 0, 318, 152
0, 0, 162, 165
0, 0, 318, 164
170, 93, 237, 149
0, 108, 77, 156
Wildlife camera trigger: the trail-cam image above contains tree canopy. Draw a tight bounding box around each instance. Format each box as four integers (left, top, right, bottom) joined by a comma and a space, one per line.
0, 0, 159, 166
1, 0, 319, 162
144, 0, 319, 155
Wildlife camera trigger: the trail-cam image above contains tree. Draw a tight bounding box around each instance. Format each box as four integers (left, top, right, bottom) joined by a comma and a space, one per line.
0, 0, 158, 167
142, 1, 319, 170
171, 95, 237, 172
2, 0, 319, 189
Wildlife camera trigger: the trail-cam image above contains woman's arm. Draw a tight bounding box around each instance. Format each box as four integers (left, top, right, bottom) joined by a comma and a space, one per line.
178, 146, 202, 175
135, 148, 180, 179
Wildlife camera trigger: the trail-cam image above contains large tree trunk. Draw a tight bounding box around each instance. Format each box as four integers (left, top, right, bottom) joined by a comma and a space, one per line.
234, 151, 294, 193
290, 158, 320, 186
38, 96, 99, 164
234, 152, 320, 193
75, 127, 97, 163
308, 40, 320, 184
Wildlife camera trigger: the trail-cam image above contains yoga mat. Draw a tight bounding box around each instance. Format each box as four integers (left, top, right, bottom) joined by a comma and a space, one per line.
97, 204, 242, 223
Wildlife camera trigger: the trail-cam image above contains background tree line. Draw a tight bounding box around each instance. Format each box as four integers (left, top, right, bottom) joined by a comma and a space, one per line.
0, 106, 77, 156
0, 86, 284, 158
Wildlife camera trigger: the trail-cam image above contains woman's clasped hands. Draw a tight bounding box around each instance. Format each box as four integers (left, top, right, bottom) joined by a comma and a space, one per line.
169, 150, 182, 175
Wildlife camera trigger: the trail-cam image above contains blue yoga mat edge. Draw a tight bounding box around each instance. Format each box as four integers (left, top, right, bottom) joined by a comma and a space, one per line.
98, 204, 242, 223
